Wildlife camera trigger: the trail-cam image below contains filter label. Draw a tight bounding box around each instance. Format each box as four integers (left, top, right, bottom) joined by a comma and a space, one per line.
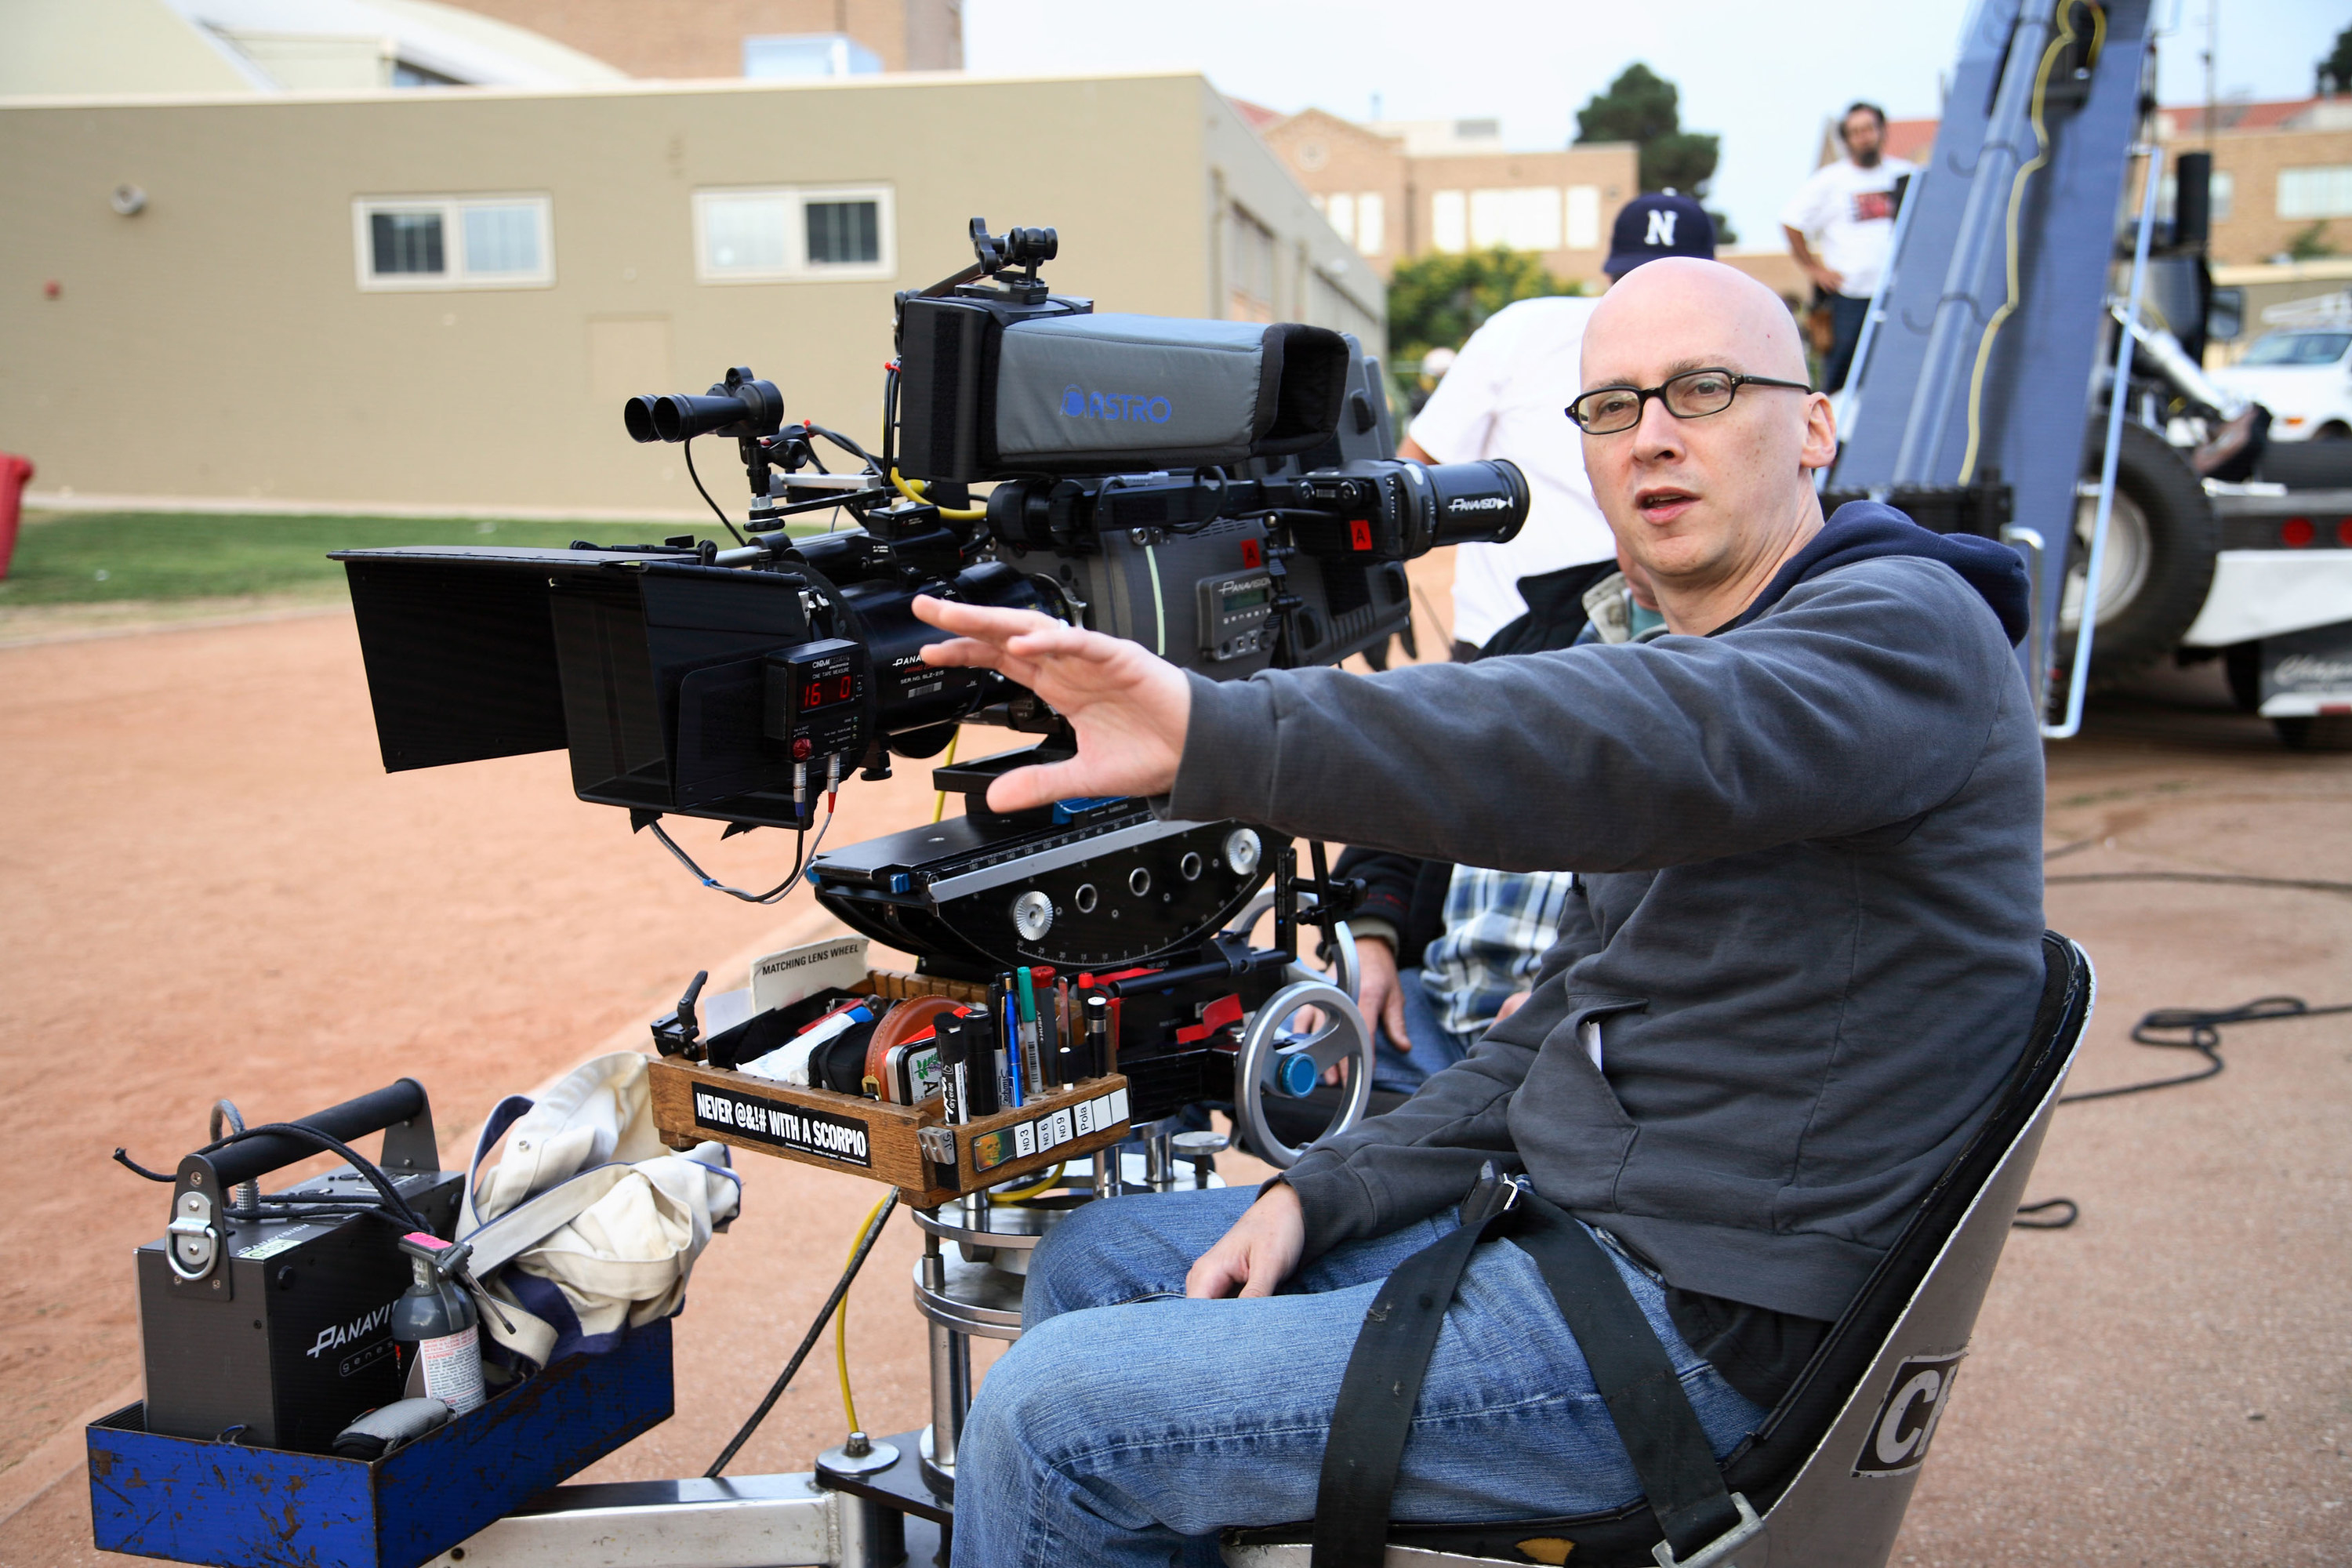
970, 1090, 1130, 1174
693, 1085, 873, 1168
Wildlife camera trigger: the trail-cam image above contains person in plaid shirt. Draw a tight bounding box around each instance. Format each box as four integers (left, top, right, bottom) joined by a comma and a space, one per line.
1339, 562, 1662, 1092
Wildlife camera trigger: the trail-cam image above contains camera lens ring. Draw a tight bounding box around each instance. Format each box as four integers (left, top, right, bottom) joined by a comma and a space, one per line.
1073, 883, 1098, 914
1128, 867, 1152, 898
1179, 851, 1203, 882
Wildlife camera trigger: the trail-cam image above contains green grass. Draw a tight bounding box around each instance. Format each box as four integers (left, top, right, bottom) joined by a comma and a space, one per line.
0, 513, 715, 607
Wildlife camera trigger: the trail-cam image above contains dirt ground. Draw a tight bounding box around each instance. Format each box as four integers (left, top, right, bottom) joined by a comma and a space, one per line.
0, 604, 2346, 1566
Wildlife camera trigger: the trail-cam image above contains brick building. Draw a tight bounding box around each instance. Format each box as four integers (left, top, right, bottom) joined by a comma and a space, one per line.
2155, 97, 2352, 266
1813, 99, 2352, 270
448, 0, 964, 80
1247, 106, 1639, 290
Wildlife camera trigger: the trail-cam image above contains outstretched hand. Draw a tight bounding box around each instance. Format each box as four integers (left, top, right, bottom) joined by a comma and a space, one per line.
913, 597, 1192, 813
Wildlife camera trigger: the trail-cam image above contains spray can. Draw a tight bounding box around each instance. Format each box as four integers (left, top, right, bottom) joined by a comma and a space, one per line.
393, 1233, 485, 1415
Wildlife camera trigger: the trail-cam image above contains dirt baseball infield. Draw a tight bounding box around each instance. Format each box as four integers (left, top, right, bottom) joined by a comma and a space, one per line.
0, 612, 2344, 1565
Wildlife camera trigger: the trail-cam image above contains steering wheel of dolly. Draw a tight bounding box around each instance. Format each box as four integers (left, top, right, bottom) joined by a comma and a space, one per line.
1232, 975, 1374, 1168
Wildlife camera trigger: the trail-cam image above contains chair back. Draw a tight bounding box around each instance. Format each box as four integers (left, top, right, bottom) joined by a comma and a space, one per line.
1226, 931, 2095, 1568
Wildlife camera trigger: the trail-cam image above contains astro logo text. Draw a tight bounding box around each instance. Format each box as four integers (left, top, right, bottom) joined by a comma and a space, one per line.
1852, 1351, 1965, 1476
1059, 384, 1174, 424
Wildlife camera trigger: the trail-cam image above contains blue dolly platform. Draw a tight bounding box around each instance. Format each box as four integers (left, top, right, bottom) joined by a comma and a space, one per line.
87, 1319, 673, 1568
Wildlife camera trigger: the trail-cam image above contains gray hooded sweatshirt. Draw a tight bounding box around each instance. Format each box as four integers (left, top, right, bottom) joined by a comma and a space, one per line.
1165, 508, 2045, 1323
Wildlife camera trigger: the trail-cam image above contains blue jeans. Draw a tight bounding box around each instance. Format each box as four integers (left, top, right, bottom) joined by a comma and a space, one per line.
950, 1186, 1766, 1568
1824, 291, 1871, 392
1372, 966, 1481, 1094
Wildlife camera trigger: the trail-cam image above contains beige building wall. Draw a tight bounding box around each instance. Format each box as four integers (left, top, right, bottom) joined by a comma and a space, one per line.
2181, 125, 2352, 266
447, 0, 964, 78
0, 72, 1375, 517
1258, 108, 1637, 292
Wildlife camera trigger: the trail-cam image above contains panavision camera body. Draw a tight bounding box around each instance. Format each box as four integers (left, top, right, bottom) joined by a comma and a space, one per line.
333, 221, 1525, 997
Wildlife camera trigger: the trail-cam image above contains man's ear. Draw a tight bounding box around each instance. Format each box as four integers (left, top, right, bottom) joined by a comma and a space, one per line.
1798, 393, 1838, 472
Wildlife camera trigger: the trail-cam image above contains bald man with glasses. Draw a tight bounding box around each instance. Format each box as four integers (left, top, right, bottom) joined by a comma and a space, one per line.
919, 260, 2047, 1568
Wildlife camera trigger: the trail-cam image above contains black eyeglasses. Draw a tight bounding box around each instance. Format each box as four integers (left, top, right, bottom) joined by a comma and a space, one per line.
1566, 368, 1813, 434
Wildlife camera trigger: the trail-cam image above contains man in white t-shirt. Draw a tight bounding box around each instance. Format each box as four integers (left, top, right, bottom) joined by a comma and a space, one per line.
1779, 101, 1916, 393
1400, 192, 1715, 654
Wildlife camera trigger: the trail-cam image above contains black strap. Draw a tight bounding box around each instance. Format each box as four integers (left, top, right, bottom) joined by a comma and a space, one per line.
1308, 1180, 1740, 1567
1510, 1197, 1742, 1559
1309, 1171, 1519, 1568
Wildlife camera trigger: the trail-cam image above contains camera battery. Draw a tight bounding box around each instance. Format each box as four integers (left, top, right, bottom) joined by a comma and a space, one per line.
136, 1166, 462, 1453
765, 637, 870, 762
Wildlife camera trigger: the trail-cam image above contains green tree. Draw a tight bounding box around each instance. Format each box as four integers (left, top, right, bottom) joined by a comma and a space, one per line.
2318, 21, 2352, 94
1385, 248, 1580, 365
1573, 63, 1737, 244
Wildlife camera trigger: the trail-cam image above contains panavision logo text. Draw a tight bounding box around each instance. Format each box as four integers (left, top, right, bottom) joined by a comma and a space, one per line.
1446, 495, 1512, 512
307, 1298, 398, 1359
1060, 384, 1174, 424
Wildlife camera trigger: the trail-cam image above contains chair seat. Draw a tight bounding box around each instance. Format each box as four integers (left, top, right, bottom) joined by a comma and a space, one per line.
1224, 931, 2094, 1568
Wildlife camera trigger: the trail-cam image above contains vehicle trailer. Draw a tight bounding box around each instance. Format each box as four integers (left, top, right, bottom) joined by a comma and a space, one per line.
1827, 0, 2352, 750
2187, 488, 2352, 749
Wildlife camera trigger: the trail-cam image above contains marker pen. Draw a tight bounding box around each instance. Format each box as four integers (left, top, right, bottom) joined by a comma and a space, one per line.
1014, 967, 1043, 1095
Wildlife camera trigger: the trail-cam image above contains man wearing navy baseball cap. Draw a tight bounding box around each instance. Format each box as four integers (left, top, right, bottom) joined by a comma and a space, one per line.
1349, 190, 1720, 1105
1602, 191, 1717, 277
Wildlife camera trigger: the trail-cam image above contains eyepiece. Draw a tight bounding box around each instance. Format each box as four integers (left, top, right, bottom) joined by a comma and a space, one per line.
619, 368, 785, 444
622, 396, 662, 444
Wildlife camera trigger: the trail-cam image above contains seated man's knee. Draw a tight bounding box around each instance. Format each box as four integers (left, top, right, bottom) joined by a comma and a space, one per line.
962, 1308, 1095, 1471
1023, 1192, 1135, 1324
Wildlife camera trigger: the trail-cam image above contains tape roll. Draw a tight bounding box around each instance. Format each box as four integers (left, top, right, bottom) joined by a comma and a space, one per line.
865, 995, 960, 1102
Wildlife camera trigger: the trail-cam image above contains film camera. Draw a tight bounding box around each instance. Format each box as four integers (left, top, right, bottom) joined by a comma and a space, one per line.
332, 220, 1526, 1152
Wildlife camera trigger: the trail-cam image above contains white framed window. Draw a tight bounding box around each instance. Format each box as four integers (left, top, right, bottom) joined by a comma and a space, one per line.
2278, 165, 2352, 221
1316, 192, 1385, 257
1469, 187, 1563, 252
351, 194, 552, 290
1326, 192, 1356, 248
1432, 190, 1467, 253
1566, 185, 1602, 249
693, 185, 896, 284
1228, 203, 1277, 321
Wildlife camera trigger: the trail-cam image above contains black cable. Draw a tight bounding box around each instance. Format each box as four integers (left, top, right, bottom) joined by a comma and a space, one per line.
2048, 869, 2352, 897
801, 422, 879, 470
643, 808, 830, 904
124, 1123, 433, 1229
2015, 858, 2352, 1226
706, 1189, 898, 1477
2058, 995, 2352, 1104
683, 437, 749, 545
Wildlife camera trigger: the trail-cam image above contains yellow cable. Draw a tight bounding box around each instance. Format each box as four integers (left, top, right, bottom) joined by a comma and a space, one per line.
890, 466, 987, 522
931, 729, 960, 823
989, 1163, 1065, 1203
835, 1192, 893, 1436
1958, 5, 2080, 484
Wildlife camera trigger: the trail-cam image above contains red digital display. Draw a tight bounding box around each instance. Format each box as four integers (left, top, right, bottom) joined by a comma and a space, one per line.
799, 673, 856, 711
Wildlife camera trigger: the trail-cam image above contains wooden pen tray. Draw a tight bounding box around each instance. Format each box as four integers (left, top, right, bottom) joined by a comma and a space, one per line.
648, 968, 1130, 1207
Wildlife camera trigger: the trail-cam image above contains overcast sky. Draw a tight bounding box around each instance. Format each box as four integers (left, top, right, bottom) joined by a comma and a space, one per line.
965, 0, 2347, 252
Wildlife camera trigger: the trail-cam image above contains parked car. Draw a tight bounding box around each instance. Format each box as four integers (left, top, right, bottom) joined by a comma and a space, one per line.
2212, 329, 2352, 441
